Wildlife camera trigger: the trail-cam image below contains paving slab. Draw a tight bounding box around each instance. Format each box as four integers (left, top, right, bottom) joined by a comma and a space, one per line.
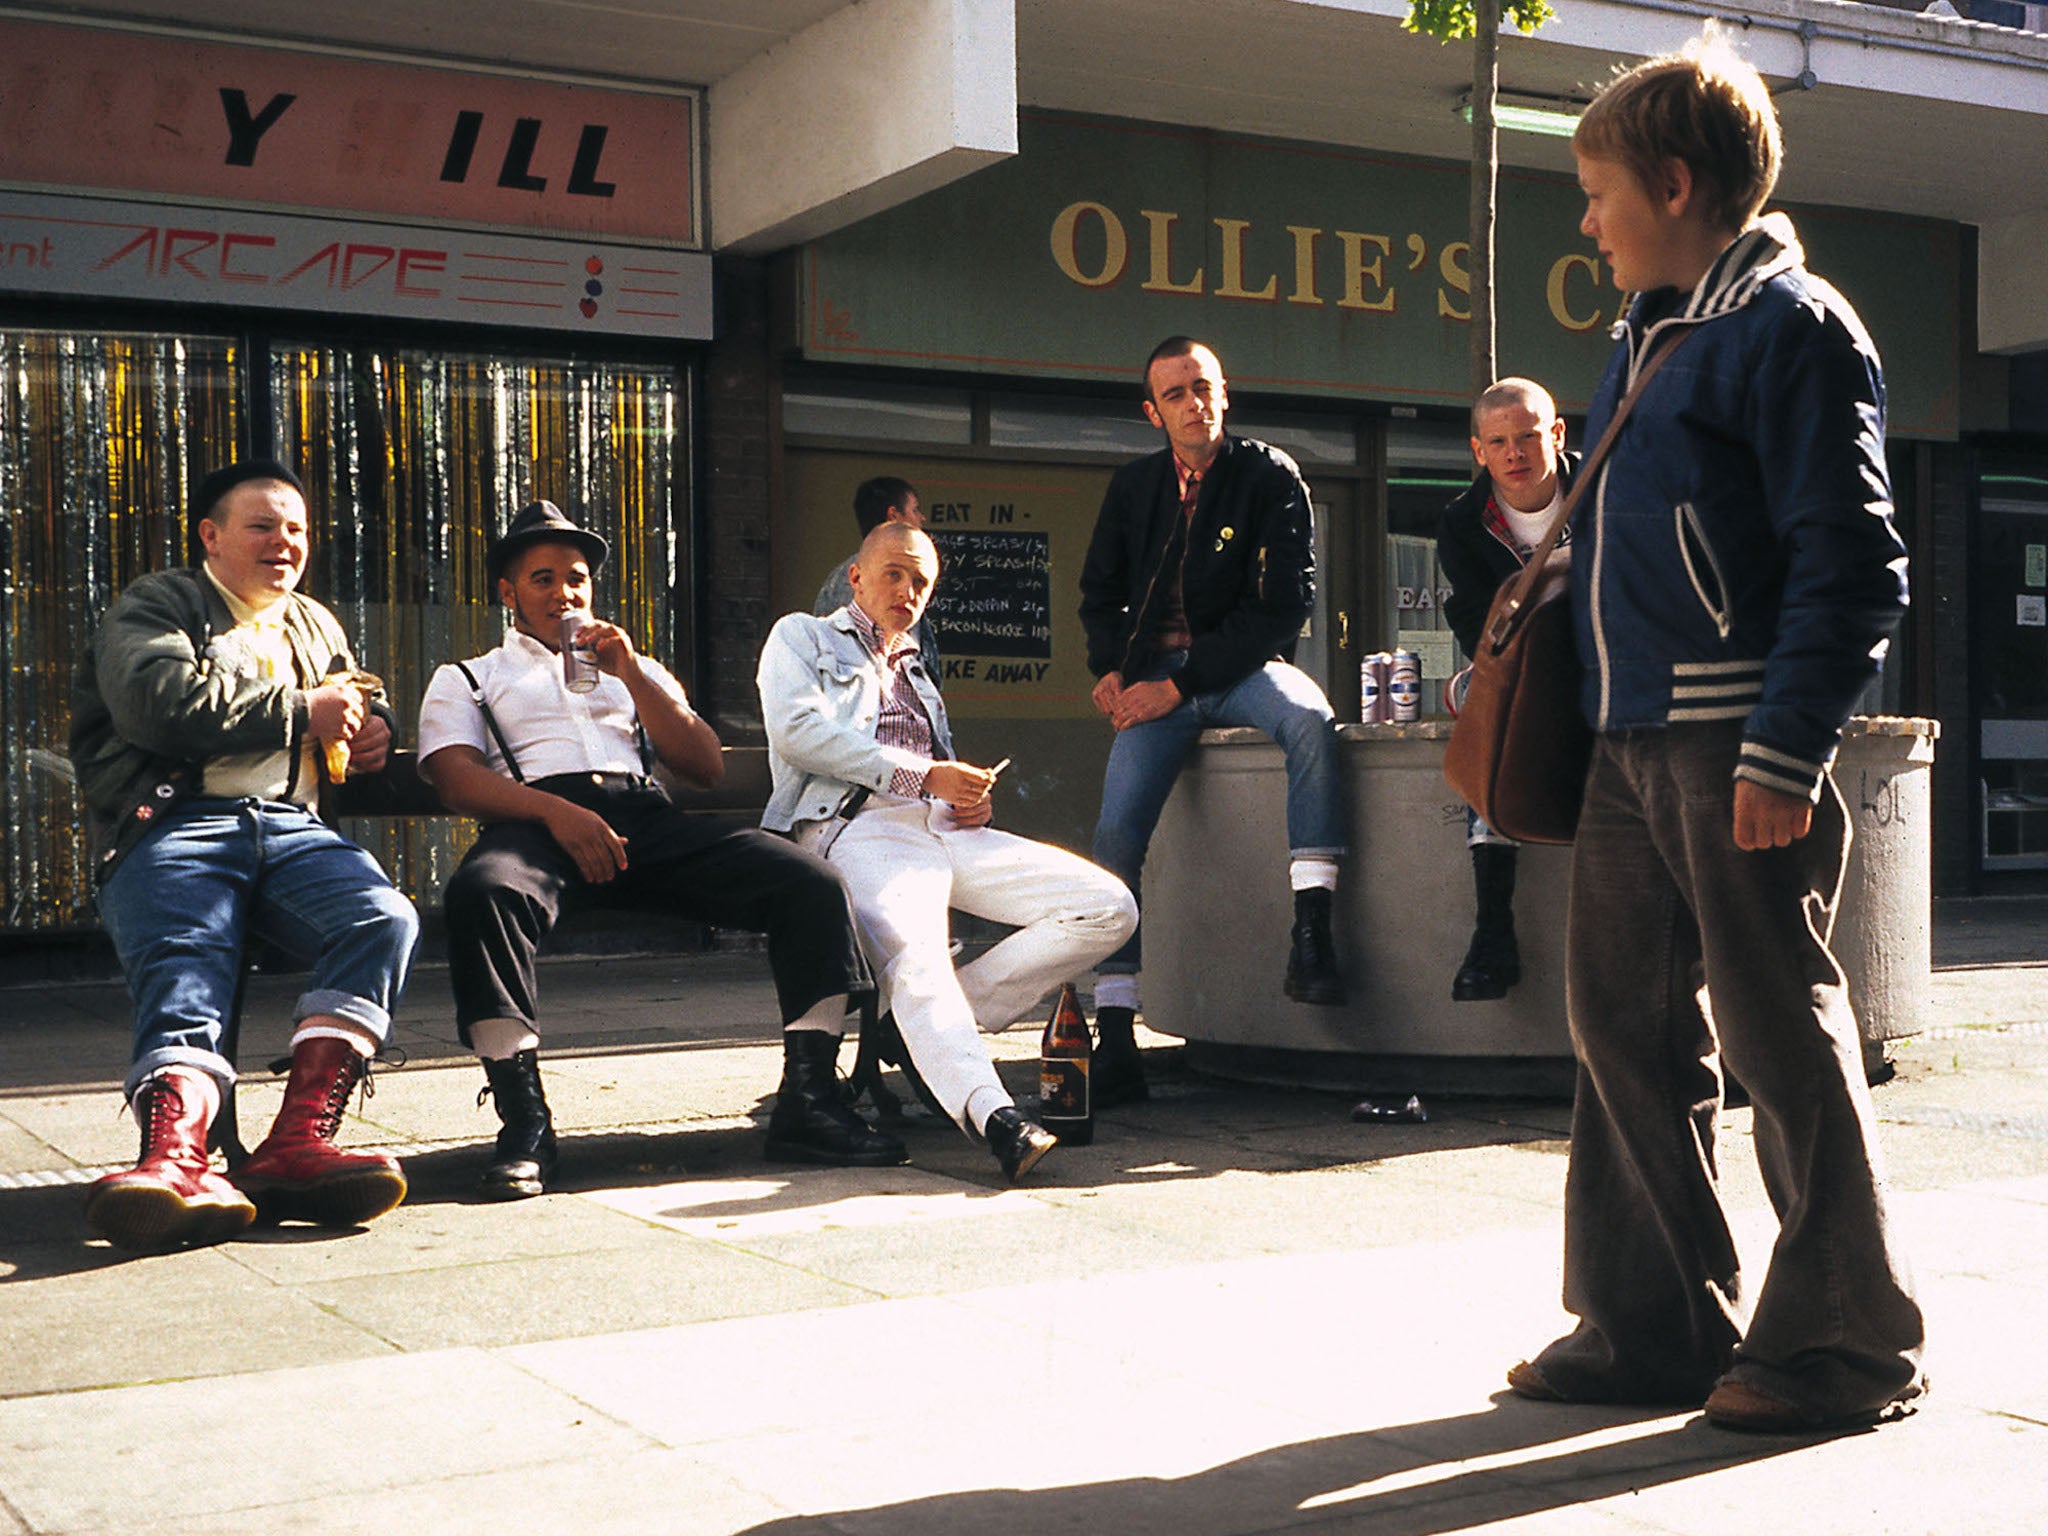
136, 1450, 799, 1536
0, 1349, 650, 1531
0, 1241, 397, 1397
0, 914, 2041, 1536
1609, 1408, 2048, 1536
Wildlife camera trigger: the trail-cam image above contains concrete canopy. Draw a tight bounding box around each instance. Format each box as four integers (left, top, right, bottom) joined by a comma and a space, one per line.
25, 0, 2048, 346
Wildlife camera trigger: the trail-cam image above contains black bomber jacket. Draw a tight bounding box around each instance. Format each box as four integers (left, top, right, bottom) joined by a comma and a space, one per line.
1078, 434, 1315, 699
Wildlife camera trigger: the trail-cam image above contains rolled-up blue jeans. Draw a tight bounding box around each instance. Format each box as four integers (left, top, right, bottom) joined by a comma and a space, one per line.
97, 798, 419, 1100
1092, 656, 1343, 975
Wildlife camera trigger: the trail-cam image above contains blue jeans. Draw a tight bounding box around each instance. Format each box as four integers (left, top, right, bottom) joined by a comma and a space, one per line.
1466, 807, 1517, 849
97, 799, 419, 1099
1091, 657, 1343, 975
1536, 724, 1923, 1414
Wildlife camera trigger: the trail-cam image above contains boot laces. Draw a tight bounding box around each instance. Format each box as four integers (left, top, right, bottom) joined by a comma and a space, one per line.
317, 1057, 371, 1140
133, 1074, 186, 1156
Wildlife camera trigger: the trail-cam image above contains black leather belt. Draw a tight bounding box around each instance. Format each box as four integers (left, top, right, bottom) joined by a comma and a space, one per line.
533, 771, 658, 794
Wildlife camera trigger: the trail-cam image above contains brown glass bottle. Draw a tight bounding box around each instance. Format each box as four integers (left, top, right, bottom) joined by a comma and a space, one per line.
1039, 982, 1094, 1145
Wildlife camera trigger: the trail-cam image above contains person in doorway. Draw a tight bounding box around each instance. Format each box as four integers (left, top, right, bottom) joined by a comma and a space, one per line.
418, 499, 900, 1198
1505, 31, 1925, 1434
814, 475, 940, 674
1436, 377, 1579, 1000
760, 522, 1137, 1182
1079, 336, 1346, 1106
71, 459, 417, 1250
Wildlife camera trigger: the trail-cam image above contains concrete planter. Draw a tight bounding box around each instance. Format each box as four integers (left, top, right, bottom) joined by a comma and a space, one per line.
1145, 716, 1936, 1097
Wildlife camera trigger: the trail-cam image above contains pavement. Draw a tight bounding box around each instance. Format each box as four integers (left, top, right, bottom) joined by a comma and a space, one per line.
1, 897, 2044, 1536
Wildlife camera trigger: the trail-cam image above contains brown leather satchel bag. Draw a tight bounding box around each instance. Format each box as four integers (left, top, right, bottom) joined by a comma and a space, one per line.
1442, 333, 1690, 844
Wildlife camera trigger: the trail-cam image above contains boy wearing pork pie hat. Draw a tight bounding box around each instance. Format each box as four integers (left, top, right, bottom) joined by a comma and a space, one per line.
417, 500, 902, 1195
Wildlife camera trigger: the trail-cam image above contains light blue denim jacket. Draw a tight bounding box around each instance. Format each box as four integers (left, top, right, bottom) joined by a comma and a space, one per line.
757, 606, 953, 833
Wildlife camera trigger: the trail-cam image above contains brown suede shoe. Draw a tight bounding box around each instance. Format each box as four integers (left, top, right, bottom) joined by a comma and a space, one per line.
1505, 1360, 1566, 1402
1704, 1376, 1926, 1433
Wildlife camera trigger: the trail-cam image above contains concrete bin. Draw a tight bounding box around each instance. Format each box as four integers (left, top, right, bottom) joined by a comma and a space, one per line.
1144, 716, 1937, 1096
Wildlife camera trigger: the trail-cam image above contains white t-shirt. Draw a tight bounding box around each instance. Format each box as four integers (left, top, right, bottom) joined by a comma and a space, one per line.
417, 628, 690, 782
1497, 486, 1564, 559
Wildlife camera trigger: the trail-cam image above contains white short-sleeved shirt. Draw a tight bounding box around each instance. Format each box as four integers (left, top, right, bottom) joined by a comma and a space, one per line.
417, 628, 690, 781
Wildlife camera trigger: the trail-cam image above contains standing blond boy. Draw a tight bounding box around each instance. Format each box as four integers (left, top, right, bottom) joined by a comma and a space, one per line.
1506, 34, 1925, 1433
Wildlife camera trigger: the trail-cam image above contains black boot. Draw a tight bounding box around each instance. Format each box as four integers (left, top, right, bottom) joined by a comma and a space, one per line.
1284, 887, 1346, 1005
1452, 845, 1521, 1001
766, 1030, 909, 1167
865, 1010, 945, 1120
844, 1006, 906, 1121
479, 1050, 557, 1200
1093, 1004, 1149, 1108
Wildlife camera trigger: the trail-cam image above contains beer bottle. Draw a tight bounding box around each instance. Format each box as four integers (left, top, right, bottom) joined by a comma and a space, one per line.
1039, 982, 1094, 1145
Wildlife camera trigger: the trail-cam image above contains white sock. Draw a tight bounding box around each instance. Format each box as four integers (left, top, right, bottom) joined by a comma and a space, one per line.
471, 1016, 541, 1061
292, 1021, 378, 1059
1289, 857, 1339, 893
1095, 973, 1141, 1012
785, 994, 848, 1036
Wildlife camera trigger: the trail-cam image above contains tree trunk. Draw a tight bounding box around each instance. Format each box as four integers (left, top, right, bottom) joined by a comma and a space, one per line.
1469, 0, 1500, 396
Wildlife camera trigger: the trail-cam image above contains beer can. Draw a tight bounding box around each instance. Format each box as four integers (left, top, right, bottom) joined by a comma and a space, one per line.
1360, 652, 1390, 723
1390, 647, 1421, 722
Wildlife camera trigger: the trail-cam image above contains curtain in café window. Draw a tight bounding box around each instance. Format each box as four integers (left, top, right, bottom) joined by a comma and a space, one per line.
0, 332, 243, 929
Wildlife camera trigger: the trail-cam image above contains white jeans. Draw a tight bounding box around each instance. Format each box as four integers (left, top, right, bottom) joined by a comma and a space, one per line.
805, 799, 1137, 1134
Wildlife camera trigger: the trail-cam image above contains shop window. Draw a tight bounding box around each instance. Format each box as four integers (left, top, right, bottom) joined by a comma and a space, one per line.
987, 393, 1159, 457
1227, 409, 1359, 469
784, 381, 972, 445
273, 345, 686, 900
1975, 461, 2048, 872
0, 330, 244, 929
1384, 417, 1472, 706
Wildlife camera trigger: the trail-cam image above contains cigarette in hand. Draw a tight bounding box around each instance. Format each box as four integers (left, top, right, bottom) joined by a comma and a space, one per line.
989, 758, 1012, 778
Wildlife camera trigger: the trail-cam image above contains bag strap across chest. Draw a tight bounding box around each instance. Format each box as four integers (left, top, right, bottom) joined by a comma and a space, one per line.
1483, 329, 1693, 655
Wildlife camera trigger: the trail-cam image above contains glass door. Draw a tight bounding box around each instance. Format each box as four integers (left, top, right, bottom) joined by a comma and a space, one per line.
1975, 467, 2048, 872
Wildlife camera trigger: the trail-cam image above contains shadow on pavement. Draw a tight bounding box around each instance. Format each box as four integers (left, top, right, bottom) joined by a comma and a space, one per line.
731, 1400, 1855, 1536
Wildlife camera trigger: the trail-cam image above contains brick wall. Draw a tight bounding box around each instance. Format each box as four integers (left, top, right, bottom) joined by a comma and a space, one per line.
696, 254, 777, 741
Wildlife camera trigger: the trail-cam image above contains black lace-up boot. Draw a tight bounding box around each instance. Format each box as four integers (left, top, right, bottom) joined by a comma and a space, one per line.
1452, 845, 1521, 1001
1284, 887, 1346, 1005
766, 1029, 908, 1167
479, 1050, 557, 1199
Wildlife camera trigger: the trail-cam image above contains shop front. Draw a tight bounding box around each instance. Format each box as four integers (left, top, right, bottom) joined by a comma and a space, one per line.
776, 110, 1960, 857
0, 16, 709, 934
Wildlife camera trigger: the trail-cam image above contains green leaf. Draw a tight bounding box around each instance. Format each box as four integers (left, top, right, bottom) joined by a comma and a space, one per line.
1401, 0, 1556, 44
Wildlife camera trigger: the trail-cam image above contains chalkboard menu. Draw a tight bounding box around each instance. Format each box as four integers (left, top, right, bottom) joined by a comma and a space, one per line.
928, 529, 1052, 658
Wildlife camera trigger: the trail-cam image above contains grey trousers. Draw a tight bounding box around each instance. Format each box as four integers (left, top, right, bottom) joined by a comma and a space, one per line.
1534, 723, 1924, 1416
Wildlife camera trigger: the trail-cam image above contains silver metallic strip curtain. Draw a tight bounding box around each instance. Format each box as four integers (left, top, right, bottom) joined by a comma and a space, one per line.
0, 330, 682, 931
273, 347, 684, 908
0, 332, 242, 929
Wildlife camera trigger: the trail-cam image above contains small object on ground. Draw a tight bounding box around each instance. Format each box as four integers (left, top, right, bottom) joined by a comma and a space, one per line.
1350, 1094, 1427, 1124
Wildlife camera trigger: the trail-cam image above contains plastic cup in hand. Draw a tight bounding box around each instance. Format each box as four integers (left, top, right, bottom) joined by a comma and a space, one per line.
561, 611, 599, 693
